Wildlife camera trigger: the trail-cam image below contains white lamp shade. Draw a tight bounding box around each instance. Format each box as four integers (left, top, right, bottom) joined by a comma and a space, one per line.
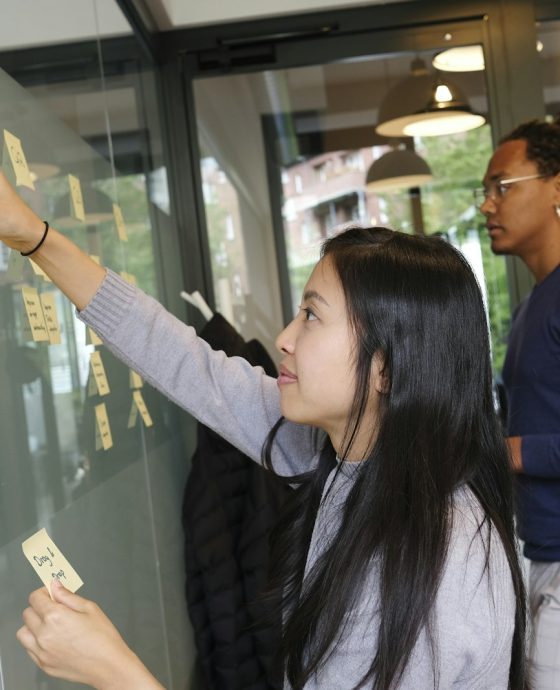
376, 70, 485, 138
365, 149, 433, 192
432, 46, 485, 72
402, 111, 486, 137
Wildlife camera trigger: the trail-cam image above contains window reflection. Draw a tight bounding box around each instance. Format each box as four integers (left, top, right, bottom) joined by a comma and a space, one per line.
195, 46, 511, 373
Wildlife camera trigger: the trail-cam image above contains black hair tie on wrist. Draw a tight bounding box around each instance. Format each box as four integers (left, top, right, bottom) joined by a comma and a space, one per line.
21, 221, 50, 257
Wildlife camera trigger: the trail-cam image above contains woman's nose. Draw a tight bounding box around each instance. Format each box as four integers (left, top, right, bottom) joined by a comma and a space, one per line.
276, 318, 297, 354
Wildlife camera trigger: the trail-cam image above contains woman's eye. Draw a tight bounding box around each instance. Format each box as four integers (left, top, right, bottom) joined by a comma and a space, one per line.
302, 307, 317, 322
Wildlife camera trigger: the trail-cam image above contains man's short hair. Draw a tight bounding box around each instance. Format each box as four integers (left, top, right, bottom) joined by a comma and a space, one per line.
500, 115, 560, 177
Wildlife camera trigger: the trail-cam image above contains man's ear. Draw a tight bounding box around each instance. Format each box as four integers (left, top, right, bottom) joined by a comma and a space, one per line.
552, 173, 560, 217
552, 172, 560, 195
371, 353, 390, 395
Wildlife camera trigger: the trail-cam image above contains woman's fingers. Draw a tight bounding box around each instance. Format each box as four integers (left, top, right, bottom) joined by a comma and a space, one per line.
16, 624, 41, 658
28, 587, 54, 616
25, 648, 42, 668
21, 606, 43, 636
50, 578, 91, 613
16, 624, 34, 650
18, 584, 125, 687
17, 594, 164, 690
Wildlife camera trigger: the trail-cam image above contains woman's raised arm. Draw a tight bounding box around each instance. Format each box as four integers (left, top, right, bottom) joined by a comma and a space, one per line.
0, 172, 105, 310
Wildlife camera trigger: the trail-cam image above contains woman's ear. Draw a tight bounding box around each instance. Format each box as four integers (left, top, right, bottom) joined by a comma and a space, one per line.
371, 353, 390, 395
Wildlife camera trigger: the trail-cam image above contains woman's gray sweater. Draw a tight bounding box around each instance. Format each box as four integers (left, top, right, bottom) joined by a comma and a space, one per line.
79, 270, 516, 689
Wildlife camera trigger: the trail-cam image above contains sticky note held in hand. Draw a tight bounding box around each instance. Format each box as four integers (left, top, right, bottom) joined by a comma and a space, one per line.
22, 528, 84, 597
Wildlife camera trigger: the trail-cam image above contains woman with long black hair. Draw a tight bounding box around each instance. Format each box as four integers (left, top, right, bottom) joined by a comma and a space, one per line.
0, 172, 528, 689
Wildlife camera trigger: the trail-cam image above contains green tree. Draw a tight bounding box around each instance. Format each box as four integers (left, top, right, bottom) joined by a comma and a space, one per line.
374, 126, 511, 372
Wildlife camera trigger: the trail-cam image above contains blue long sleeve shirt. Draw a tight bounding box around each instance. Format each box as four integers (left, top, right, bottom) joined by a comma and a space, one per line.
503, 264, 560, 561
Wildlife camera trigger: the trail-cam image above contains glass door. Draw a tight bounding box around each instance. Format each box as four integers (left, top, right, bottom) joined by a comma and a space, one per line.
190, 21, 511, 372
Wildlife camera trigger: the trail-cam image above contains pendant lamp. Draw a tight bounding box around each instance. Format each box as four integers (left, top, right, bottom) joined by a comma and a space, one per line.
376, 58, 485, 138
432, 46, 485, 72
433, 40, 543, 73
365, 149, 432, 192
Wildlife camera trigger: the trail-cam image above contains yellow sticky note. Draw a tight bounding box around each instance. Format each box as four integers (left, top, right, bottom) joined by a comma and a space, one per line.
21, 286, 49, 342
112, 204, 128, 241
3, 130, 35, 190
39, 293, 61, 345
127, 400, 138, 429
128, 391, 154, 428
89, 351, 110, 396
133, 390, 153, 427
22, 528, 83, 597
68, 174, 85, 222
129, 370, 143, 389
95, 403, 113, 450
29, 259, 51, 282
88, 373, 97, 398
86, 326, 103, 346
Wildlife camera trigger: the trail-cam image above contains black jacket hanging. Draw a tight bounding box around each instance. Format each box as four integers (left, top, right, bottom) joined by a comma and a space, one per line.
182, 313, 290, 690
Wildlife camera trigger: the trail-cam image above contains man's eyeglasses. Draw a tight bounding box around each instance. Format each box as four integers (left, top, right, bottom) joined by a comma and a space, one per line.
473, 173, 547, 207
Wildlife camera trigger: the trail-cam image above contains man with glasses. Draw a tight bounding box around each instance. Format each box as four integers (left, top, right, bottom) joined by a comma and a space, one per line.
477, 116, 560, 687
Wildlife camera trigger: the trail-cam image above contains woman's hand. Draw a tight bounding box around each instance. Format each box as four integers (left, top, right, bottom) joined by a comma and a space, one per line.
0, 172, 106, 309
0, 171, 45, 254
17, 580, 164, 690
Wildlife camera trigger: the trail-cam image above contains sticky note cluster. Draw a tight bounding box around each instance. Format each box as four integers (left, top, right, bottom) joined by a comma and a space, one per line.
21, 287, 61, 344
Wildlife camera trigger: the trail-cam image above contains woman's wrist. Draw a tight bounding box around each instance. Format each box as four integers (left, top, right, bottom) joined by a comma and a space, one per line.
15, 212, 47, 255
98, 649, 165, 690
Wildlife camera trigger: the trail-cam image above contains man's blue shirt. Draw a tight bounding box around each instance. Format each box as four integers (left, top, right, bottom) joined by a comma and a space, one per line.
503, 264, 560, 561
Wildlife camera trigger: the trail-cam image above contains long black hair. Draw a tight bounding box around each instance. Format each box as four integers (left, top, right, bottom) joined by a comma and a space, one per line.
263, 227, 528, 689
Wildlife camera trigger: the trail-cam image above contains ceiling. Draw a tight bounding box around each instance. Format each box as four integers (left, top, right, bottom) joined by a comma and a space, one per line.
0, 0, 414, 51
144, 0, 414, 30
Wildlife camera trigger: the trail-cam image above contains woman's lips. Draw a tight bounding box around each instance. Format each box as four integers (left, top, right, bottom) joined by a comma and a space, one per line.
278, 365, 297, 386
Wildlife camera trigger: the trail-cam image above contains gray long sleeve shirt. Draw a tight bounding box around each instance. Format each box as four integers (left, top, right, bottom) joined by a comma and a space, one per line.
80, 270, 516, 689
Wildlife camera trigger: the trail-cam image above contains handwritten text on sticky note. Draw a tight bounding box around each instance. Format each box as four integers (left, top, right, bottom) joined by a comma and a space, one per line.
40, 292, 61, 345
3, 130, 35, 190
68, 174, 85, 222
21, 286, 49, 342
95, 403, 113, 450
89, 350, 110, 396
22, 528, 83, 596
128, 390, 153, 428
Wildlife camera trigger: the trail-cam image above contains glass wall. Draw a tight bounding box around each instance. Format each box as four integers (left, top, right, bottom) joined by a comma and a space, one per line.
0, 2, 196, 688
193, 36, 511, 372
537, 18, 560, 116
